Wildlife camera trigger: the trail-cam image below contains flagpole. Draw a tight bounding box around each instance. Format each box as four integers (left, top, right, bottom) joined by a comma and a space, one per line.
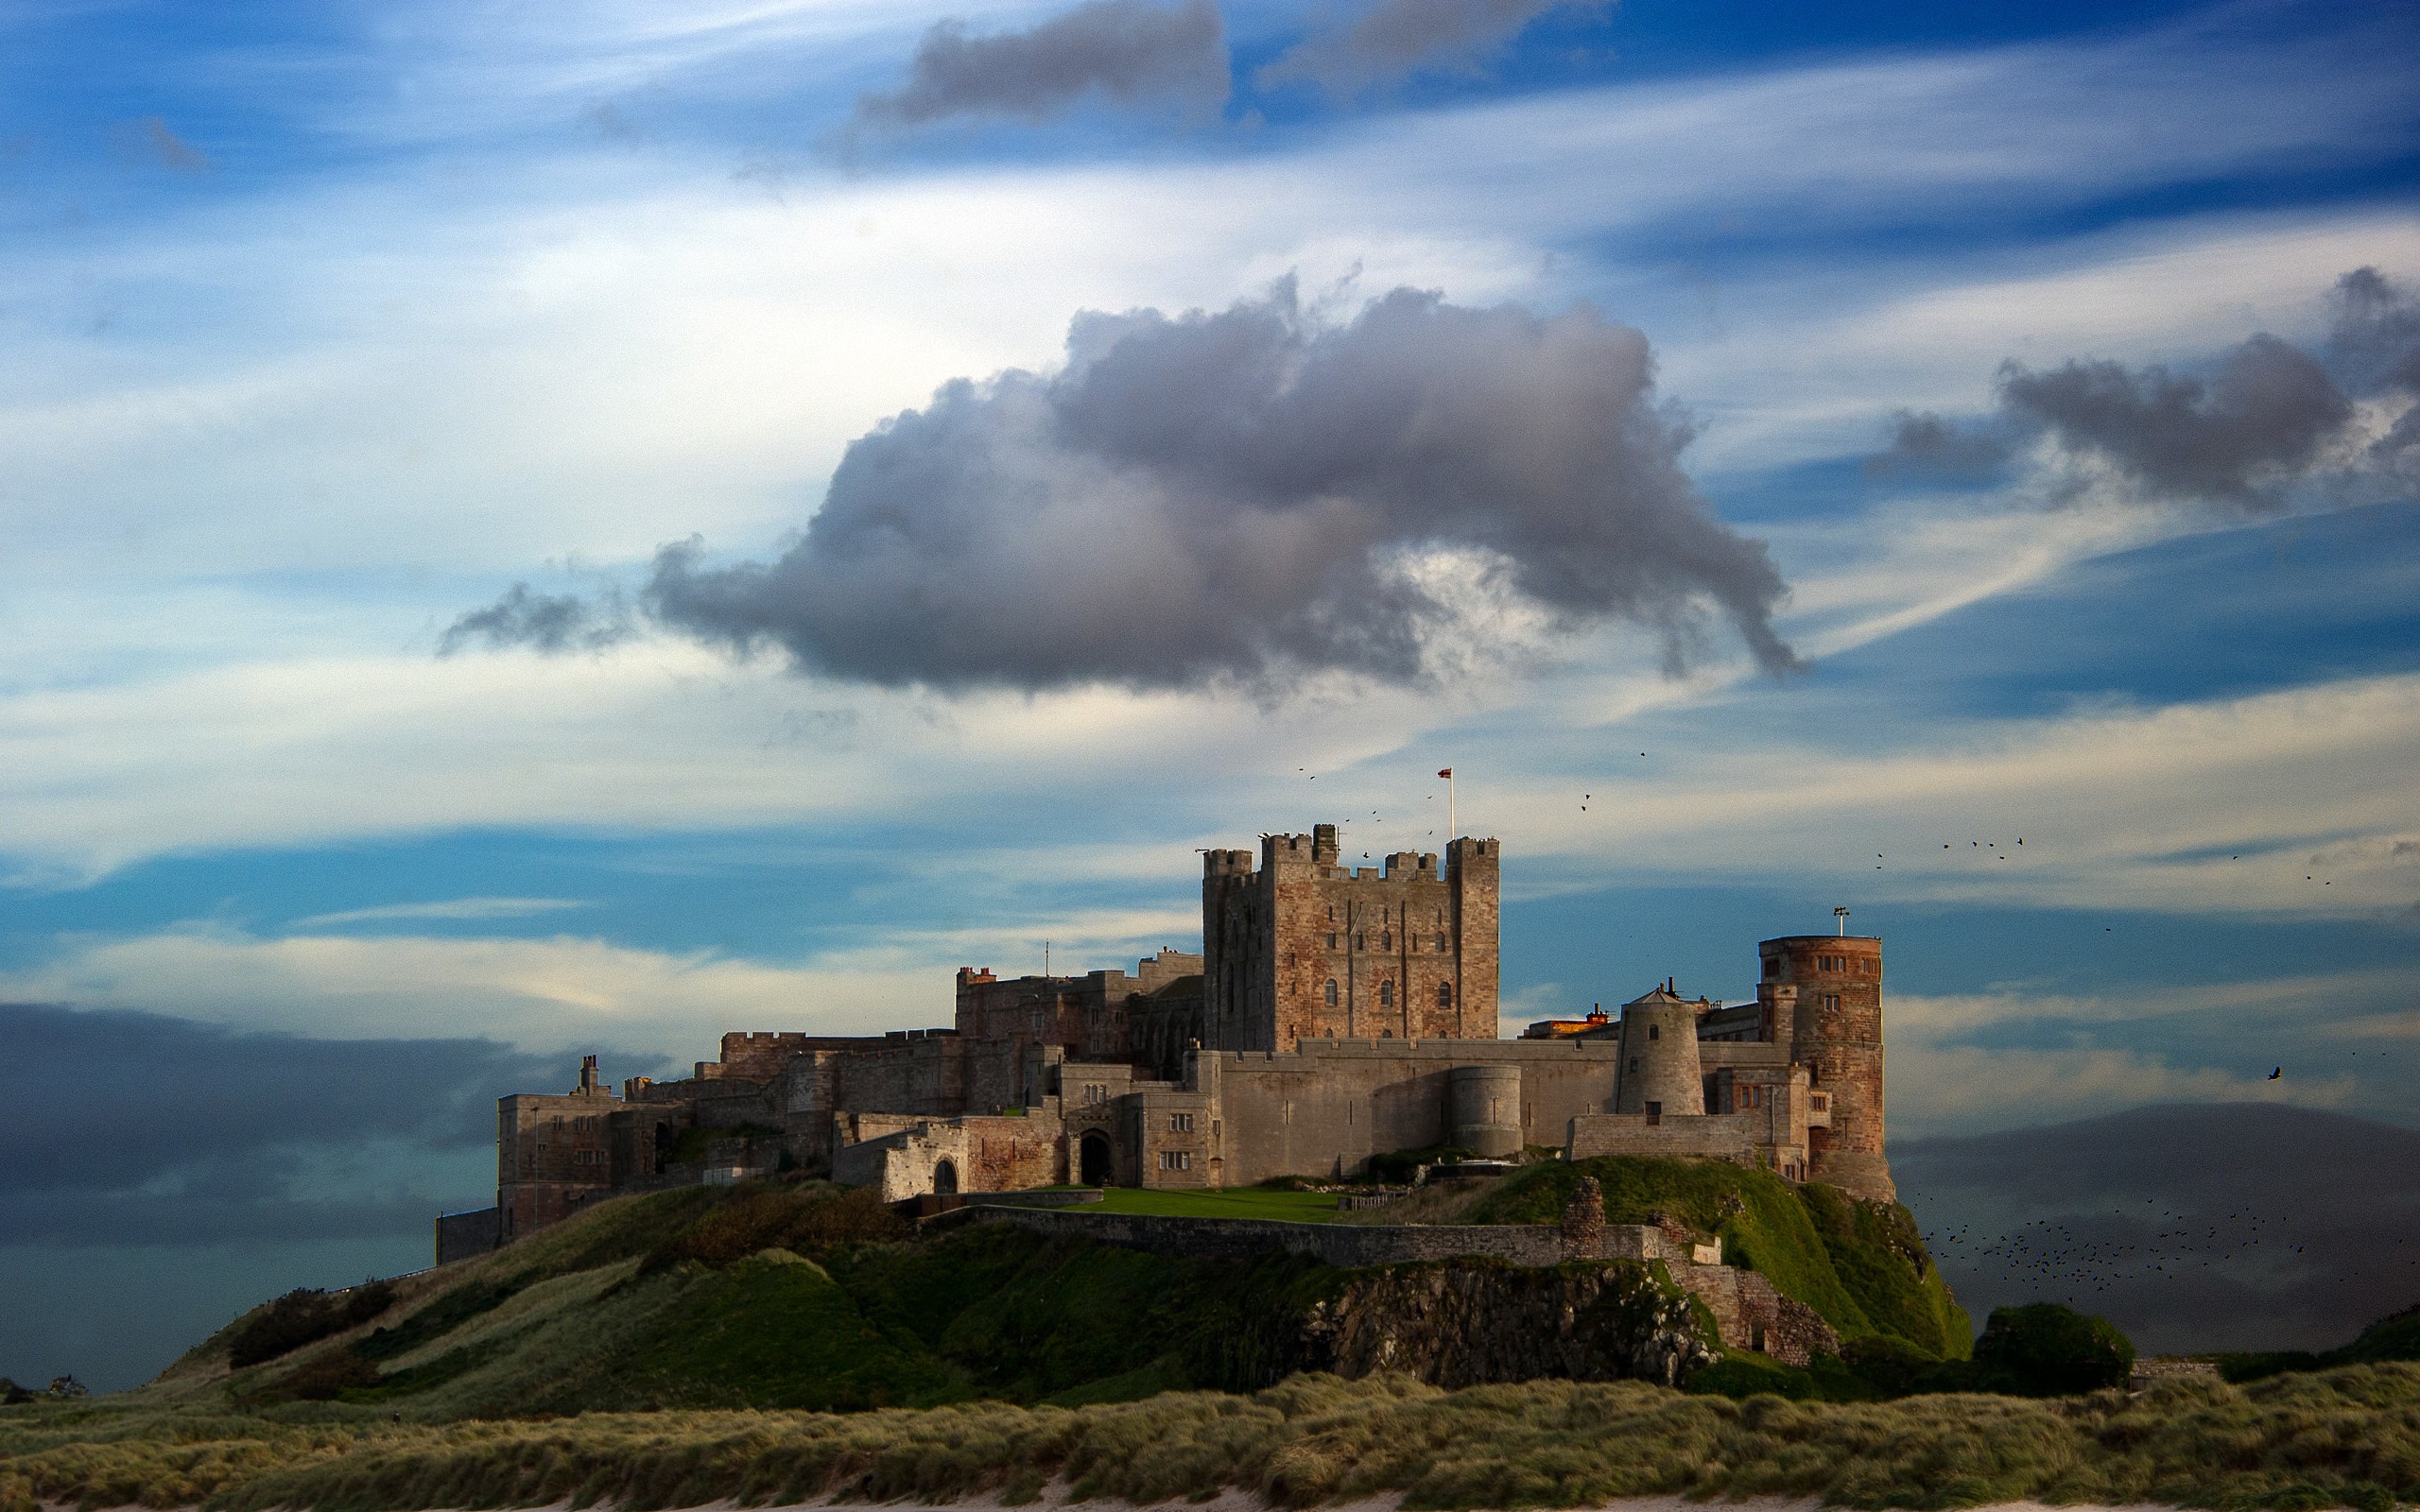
1439, 767, 1456, 843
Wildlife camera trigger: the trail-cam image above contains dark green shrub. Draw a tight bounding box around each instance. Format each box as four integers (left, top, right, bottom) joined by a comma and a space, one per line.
643, 1183, 908, 1272
227, 1280, 398, 1368
1685, 1351, 1817, 1399
1841, 1333, 1949, 1397
241, 1347, 381, 1404
1970, 1302, 2133, 1396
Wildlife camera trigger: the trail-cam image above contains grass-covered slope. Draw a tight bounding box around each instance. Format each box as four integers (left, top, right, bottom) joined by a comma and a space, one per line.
119, 1179, 1686, 1422
10, 1366, 2420, 1512
2221, 1302, 2420, 1383
1464, 1157, 1971, 1360
130, 1157, 1962, 1425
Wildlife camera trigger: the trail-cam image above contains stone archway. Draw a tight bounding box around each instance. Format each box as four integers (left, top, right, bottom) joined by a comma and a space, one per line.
932, 1158, 959, 1195
1079, 1131, 1113, 1186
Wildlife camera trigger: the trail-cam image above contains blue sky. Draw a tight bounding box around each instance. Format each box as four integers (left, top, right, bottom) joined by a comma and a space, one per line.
3, 0, 2417, 1388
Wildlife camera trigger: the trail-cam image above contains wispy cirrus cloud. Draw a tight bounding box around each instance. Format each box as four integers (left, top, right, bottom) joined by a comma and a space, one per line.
289, 896, 592, 928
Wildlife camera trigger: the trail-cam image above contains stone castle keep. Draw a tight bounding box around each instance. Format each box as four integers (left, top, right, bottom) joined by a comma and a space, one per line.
439, 823, 1893, 1262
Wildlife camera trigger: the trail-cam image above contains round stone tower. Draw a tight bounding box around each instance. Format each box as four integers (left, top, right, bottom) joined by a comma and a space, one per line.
1761, 934, 1893, 1202
1611, 987, 1704, 1118
1448, 1063, 1523, 1157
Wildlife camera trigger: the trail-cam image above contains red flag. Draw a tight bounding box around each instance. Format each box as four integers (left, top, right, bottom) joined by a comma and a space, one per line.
1437, 768, 1453, 779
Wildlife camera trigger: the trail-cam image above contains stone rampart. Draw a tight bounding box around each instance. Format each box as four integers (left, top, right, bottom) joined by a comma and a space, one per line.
1566, 1111, 1762, 1163
954, 1205, 1565, 1266
435, 1207, 499, 1265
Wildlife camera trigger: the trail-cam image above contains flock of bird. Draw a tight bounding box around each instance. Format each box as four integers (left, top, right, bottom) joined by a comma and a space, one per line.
1925, 1209, 2420, 1309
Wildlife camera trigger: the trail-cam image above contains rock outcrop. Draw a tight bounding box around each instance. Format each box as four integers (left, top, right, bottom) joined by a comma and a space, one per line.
1206, 1258, 1711, 1390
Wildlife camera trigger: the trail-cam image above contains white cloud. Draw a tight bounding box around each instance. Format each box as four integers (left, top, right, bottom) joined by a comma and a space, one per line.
289, 897, 591, 927
0, 890, 1213, 1054
0, 923, 916, 1055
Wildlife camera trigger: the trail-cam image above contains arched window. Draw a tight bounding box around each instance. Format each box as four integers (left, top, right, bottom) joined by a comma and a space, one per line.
1436, 982, 1452, 1008
1324, 979, 1338, 1005
1378, 981, 1392, 1007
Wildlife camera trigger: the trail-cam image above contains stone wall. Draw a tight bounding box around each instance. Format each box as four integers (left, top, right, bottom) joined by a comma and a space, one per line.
435, 1206, 499, 1265
1668, 1263, 1841, 1366
1196, 1037, 1626, 1186
830, 1032, 966, 1117
837, 1112, 1065, 1199
1566, 1110, 1762, 1163
954, 1205, 1566, 1266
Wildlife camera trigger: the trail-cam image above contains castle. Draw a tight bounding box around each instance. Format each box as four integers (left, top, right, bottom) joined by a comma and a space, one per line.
438, 823, 1892, 1263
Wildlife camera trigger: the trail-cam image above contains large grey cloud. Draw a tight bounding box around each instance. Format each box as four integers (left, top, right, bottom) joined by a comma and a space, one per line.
1872, 267, 2420, 507
1259, 0, 1608, 95
1895, 1103, 2420, 1354
0, 1002, 646, 1246
537, 283, 1795, 691
852, 0, 1228, 132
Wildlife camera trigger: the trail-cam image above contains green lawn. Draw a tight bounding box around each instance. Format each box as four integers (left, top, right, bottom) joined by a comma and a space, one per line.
1086, 1186, 1340, 1221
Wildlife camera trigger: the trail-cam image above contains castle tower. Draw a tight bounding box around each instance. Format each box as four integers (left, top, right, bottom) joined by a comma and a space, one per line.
1761, 934, 1893, 1201
1201, 823, 1500, 1051
1611, 985, 1705, 1118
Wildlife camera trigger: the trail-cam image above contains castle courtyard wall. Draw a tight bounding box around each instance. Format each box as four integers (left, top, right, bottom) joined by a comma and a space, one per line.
1196, 1038, 1632, 1185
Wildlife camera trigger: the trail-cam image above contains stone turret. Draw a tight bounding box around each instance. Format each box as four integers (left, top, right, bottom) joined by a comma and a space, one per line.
1612, 983, 1706, 1120
1762, 935, 1893, 1201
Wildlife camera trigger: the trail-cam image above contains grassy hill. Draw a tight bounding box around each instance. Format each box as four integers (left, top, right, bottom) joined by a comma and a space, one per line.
2220, 1302, 2420, 1383
1464, 1156, 1972, 1361
9, 1172, 2420, 1512
90, 1159, 1965, 1422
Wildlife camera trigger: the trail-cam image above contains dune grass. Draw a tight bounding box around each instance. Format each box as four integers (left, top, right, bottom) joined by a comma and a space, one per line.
8, 1365, 2420, 1512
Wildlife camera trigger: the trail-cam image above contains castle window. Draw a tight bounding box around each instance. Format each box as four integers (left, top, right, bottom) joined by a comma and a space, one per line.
1437, 982, 1451, 1008
1324, 979, 1339, 1005
1378, 981, 1392, 1007
1435, 933, 1447, 951
1380, 933, 1391, 950
1648, 1024, 1659, 1040
1356, 934, 1365, 950
1159, 1150, 1192, 1171
1168, 1112, 1194, 1132
1824, 994, 1841, 1012
1628, 1057, 1640, 1073
1327, 933, 1338, 949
